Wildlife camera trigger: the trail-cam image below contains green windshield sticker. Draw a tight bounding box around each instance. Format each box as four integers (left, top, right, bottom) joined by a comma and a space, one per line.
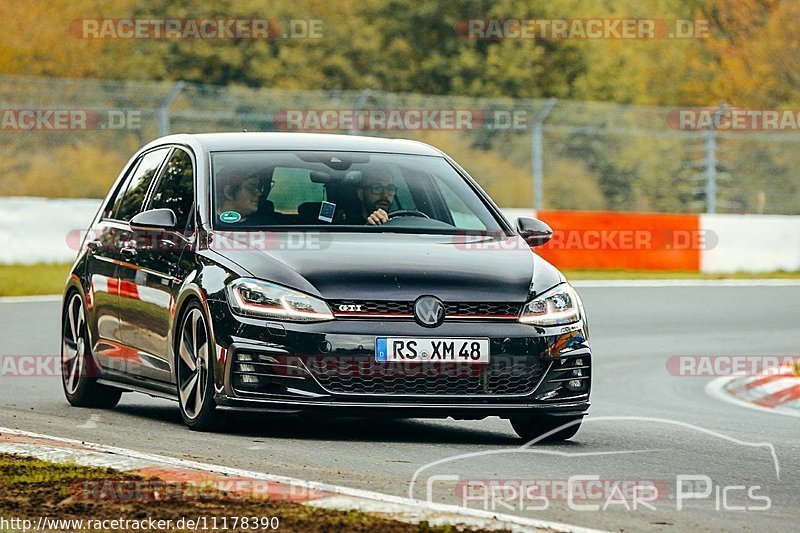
220, 211, 242, 223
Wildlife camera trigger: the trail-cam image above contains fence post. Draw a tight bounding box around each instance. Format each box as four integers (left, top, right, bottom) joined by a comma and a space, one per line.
158, 81, 186, 137
532, 98, 557, 211
704, 127, 717, 214
349, 89, 372, 135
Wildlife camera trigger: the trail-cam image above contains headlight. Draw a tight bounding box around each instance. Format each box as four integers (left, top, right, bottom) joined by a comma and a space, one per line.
519, 283, 581, 326
227, 278, 333, 322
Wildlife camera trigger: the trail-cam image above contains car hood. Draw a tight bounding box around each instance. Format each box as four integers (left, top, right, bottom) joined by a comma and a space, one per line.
212, 232, 537, 301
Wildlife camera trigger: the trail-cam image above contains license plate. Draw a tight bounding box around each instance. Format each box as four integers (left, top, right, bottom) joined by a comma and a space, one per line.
375, 338, 490, 363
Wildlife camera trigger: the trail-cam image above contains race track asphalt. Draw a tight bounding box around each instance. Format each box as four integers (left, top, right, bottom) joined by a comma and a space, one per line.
1, 285, 798, 532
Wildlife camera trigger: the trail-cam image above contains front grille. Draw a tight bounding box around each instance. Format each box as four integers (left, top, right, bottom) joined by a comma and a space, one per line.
329, 300, 521, 318
447, 302, 521, 316
303, 355, 545, 396
331, 300, 412, 315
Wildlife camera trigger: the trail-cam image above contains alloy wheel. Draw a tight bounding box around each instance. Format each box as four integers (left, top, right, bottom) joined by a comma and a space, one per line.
177, 307, 210, 420
62, 293, 87, 395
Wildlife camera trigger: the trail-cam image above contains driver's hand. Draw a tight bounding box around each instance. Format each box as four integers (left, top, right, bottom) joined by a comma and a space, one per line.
366, 208, 389, 226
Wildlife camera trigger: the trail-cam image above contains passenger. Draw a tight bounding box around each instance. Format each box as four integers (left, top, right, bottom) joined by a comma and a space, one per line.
216, 170, 285, 225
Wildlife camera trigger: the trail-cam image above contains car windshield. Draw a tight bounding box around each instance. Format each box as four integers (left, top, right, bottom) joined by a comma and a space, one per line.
210, 151, 504, 233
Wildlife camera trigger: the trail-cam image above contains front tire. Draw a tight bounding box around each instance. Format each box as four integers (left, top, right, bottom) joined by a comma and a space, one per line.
176, 301, 223, 431
510, 414, 583, 442
61, 292, 122, 408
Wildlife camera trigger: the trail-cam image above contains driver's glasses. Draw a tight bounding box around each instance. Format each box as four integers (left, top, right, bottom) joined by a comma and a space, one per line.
241, 180, 273, 195
368, 184, 397, 195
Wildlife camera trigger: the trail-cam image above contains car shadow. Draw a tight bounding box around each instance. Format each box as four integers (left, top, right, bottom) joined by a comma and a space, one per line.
114, 402, 184, 424
113, 401, 582, 446
228, 413, 525, 445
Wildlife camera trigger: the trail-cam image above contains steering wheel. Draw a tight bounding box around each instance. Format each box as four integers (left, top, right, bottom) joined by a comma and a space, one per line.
388, 209, 430, 219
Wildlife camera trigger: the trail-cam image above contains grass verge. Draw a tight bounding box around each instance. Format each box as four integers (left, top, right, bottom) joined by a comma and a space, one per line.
0, 453, 463, 532
0, 263, 71, 296
2, 263, 800, 297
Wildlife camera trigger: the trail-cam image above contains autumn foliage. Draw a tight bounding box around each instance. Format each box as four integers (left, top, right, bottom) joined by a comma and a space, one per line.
1, 0, 796, 108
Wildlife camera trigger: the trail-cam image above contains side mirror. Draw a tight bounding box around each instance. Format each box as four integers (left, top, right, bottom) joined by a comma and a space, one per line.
516, 217, 553, 247
130, 208, 177, 232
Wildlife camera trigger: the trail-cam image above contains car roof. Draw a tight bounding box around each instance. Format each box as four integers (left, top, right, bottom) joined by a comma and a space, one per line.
148, 132, 445, 156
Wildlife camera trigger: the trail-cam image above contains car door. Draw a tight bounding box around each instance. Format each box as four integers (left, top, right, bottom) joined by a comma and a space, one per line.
84, 158, 143, 358
96, 147, 171, 377
118, 147, 197, 383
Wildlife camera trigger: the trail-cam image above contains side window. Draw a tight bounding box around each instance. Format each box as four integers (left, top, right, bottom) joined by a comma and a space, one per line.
111, 148, 170, 222
102, 159, 141, 219
149, 148, 195, 229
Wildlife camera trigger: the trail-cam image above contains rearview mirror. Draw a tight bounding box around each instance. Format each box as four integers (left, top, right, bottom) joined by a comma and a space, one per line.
516, 217, 553, 247
130, 208, 177, 231
310, 170, 364, 184
310, 170, 336, 183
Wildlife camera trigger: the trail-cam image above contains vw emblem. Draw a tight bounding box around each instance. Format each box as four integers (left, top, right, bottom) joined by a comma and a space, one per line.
414, 296, 445, 328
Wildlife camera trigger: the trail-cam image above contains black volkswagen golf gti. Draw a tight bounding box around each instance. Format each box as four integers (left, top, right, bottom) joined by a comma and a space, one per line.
62, 133, 591, 440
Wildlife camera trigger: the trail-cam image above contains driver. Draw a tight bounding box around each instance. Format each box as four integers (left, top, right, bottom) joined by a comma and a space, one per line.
357, 168, 397, 226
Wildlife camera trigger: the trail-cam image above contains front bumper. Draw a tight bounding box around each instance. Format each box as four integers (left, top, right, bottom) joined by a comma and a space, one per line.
207, 299, 592, 419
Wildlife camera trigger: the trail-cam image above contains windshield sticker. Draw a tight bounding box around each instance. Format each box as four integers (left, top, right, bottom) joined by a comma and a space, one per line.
318, 201, 336, 223
219, 211, 242, 223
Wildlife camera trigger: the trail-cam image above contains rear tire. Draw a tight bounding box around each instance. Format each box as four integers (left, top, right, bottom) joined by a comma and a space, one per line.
61, 292, 122, 409
510, 414, 583, 442
176, 301, 224, 431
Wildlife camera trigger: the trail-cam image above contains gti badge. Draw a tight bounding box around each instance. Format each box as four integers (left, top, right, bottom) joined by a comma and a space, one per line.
338, 304, 363, 312
413, 295, 445, 327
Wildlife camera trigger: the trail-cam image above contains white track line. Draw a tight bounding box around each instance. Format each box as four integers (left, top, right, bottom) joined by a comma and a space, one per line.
0, 427, 603, 533
705, 377, 800, 419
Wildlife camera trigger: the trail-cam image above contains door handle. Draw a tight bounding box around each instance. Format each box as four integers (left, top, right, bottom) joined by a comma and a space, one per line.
121, 247, 138, 260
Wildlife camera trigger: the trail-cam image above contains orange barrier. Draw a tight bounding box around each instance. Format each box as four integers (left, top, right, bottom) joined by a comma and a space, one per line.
534, 210, 701, 271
